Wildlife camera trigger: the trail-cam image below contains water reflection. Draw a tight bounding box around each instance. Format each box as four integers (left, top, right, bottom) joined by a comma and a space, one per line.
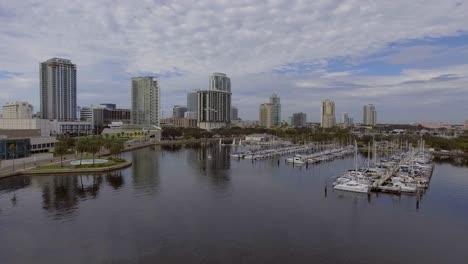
201, 146, 231, 187
0, 175, 31, 193
131, 146, 160, 194
105, 171, 124, 190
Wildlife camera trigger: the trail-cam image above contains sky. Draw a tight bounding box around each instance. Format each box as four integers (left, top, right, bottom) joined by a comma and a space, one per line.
0, 0, 468, 124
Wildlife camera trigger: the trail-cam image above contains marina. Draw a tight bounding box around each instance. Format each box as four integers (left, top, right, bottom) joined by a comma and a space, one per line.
0, 144, 467, 263
332, 139, 434, 195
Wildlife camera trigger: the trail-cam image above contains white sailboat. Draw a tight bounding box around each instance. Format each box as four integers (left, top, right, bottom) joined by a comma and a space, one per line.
334, 140, 370, 193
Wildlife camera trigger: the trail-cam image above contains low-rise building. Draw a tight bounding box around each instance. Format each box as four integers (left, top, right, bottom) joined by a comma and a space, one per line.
2, 101, 33, 119
245, 133, 275, 142
51, 120, 93, 136
0, 137, 31, 160
160, 117, 197, 128
81, 105, 131, 134
101, 124, 161, 142
231, 120, 258, 128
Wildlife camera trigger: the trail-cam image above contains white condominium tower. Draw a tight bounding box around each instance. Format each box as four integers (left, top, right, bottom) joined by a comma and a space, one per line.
321, 99, 336, 128
40, 58, 77, 121
197, 73, 232, 130
131, 77, 160, 126
363, 104, 377, 126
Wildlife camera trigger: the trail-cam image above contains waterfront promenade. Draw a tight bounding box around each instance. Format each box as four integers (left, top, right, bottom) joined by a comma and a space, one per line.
0, 137, 233, 178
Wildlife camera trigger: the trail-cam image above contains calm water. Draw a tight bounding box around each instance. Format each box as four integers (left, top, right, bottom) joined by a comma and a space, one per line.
1, 145, 468, 264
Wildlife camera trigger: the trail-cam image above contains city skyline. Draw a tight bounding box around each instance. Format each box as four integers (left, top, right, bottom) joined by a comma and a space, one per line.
1, 1, 468, 123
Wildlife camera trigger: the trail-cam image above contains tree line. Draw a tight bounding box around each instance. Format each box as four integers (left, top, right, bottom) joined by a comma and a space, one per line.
54, 135, 126, 167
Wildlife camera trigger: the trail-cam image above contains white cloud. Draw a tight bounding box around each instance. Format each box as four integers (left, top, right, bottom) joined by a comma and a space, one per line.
0, 0, 467, 122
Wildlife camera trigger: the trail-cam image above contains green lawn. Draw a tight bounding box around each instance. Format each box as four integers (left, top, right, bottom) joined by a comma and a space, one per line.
31, 158, 126, 171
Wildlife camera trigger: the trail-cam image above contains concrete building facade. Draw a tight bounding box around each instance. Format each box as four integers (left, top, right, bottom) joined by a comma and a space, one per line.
40, 58, 77, 121
131, 77, 160, 126
2, 101, 33, 119
173, 105, 188, 118
321, 99, 336, 128
160, 117, 198, 128
292, 112, 307, 127
231, 106, 239, 120
259, 94, 281, 128
187, 92, 198, 112
197, 73, 232, 130
363, 104, 377, 126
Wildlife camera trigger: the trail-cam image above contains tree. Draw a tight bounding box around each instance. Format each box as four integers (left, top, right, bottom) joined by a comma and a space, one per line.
110, 140, 125, 158
8, 143, 16, 171
88, 136, 103, 165
76, 137, 90, 165
54, 141, 67, 167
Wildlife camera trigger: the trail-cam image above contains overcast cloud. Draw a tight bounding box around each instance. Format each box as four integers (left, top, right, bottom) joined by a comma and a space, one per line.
0, 0, 467, 123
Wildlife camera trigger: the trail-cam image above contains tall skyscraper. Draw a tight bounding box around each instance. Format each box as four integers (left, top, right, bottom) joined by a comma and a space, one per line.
187, 91, 198, 112
363, 104, 377, 126
40, 58, 77, 121
341, 112, 349, 126
2, 101, 33, 119
131, 77, 160, 126
270, 94, 281, 127
292, 112, 307, 127
231, 106, 238, 120
259, 103, 273, 128
173, 105, 188, 118
197, 73, 232, 130
258, 94, 281, 128
321, 99, 336, 128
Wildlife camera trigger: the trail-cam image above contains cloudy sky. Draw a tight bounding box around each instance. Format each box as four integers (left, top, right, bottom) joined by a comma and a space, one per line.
1, 0, 467, 123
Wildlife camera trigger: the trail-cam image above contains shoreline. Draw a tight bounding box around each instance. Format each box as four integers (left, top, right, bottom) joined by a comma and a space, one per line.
0, 160, 132, 178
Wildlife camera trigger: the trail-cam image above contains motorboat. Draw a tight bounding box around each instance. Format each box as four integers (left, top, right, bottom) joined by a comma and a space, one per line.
333, 180, 370, 193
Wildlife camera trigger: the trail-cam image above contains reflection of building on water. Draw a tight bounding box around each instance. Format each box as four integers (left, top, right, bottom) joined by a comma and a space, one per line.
106, 171, 125, 190
39, 175, 103, 219
195, 145, 231, 187
131, 146, 160, 194
0, 175, 31, 192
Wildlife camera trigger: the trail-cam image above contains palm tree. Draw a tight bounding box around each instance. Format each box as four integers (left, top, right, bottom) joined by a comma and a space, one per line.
8, 143, 16, 171
110, 140, 125, 158
88, 137, 102, 165
54, 141, 67, 167
76, 137, 89, 165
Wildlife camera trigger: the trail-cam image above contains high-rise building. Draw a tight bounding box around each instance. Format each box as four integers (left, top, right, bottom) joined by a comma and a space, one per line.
173, 105, 188, 118
363, 104, 377, 126
187, 91, 198, 113
321, 99, 336, 128
292, 112, 307, 127
197, 73, 232, 130
269, 94, 281, 127
209, 72, 231, 92
341, 112, 349, 125
131, 77, 160, 126
259, 103, 273, 128
2, 101, 33, 119
258, 94, 281, 128
40, 58, 77, 121
231, 106, 239, 120
464, 120, 468, 130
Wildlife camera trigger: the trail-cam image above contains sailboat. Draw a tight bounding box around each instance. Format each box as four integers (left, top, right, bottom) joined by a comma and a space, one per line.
334, 140, 370, 193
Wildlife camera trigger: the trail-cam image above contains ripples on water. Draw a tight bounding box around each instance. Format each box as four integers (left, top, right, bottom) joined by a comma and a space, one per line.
0, 145, 467, 264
